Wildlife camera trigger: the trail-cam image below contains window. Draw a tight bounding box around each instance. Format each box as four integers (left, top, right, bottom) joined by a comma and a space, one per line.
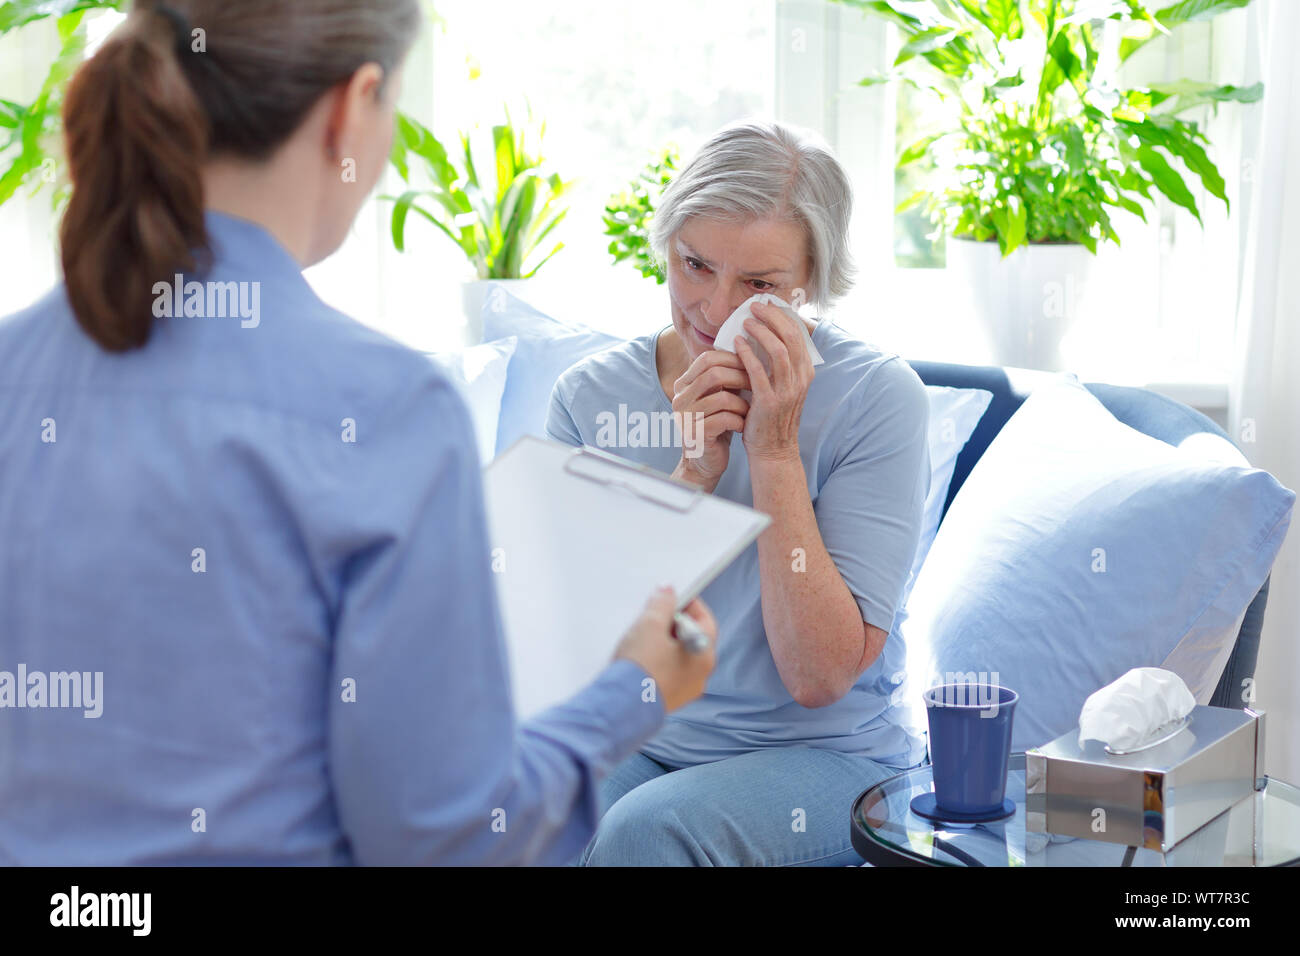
2, 0, 1258, 400
307, 0, 778, 351
774, 1, 1259, 395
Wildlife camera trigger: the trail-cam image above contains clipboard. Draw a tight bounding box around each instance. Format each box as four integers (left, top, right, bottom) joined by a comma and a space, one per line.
483, 436, 771, 717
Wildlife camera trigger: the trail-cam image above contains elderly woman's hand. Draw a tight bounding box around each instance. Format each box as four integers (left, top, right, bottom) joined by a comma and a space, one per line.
733, 301, 814, 463
670, 350, 751, 493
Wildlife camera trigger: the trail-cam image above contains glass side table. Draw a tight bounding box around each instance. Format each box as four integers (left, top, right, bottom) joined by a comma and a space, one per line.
851, 752, 1300, 866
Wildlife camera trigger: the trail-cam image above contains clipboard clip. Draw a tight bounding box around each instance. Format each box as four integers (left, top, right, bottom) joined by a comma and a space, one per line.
563, 446, 702, 514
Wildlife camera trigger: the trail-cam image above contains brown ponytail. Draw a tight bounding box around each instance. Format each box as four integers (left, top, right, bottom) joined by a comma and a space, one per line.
60, 9, 208, 351
58, 0, 421, 352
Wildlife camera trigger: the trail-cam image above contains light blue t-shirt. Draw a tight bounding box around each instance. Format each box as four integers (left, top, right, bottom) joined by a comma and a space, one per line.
547, 320, 931, 772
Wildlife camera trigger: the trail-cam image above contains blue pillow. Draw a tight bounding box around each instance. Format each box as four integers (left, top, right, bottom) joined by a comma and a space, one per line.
425, 336, 517, 465
900, 375, 1294, 754
481, 286, 622, 454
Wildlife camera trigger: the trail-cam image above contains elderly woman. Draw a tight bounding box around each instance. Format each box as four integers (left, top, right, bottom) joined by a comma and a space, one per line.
546, 120, 931, 866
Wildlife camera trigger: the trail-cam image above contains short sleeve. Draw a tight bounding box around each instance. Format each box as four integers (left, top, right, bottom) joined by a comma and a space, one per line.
545, 373, 584, 447
813, 357, 930, 635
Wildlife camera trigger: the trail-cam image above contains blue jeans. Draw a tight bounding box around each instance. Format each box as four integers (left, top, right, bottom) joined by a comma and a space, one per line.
575, 746, 905, 866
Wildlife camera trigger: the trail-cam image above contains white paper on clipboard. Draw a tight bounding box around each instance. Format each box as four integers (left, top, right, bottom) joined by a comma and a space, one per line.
483, 436, 770, 717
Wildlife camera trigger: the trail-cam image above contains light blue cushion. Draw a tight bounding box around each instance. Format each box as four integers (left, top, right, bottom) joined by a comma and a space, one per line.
481, 287, 622, 454
906, 386, 994, 602
426, 336, 517, 464
901, 375, 1295, 754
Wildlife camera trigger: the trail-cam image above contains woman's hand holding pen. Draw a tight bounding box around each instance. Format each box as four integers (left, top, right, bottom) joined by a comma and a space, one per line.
614, 587, 718, 712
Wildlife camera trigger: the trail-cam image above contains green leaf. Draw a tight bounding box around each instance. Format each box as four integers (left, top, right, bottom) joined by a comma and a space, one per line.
384, 108, 570, 278
895, 27, 959, 65
1149, 80, 1263, 114
459, 130, 480, 191
0, 6, 90, 207
1102, 189, 1149, 222
1044, 28, 1083, 95
1034, 27, 1085, 129
604, 145, 678, 281
986, 0, 1024, 39
1122, 116, 1228, 209
895, 189, 929, 213
988, 194, 1027, 255
0, 0, 121, 34
1135, 145, 1201, 222
1061, 0, 1133, 23
1063, 125, 1087, 170
1080, 19, 1098, 76
528, 206, 568, 251
388, 192, 463, 255
0, 98, 23, 129
1121, 0, 1249, 61
897, 132, 945, 166
1005, 194, 1028, 254
1154, 0, 1252, 29
492, 123, 518, 207
835, 0, 929, 34
834, 0, 1257, 256
522, 241, 564, 279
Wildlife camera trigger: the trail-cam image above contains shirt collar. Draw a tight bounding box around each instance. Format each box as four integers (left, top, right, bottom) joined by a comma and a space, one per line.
203, 209, 306, 279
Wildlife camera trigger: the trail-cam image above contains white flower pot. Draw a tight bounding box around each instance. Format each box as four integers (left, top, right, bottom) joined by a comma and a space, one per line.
461, 278, 535, 345
946, 236, 1093, 372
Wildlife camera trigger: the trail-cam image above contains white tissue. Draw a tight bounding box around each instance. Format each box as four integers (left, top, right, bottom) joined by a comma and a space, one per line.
712, 293, 824, 372
1077, 667, 1197, 752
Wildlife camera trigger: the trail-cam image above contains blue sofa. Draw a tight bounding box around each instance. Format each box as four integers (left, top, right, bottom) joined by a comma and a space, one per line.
907, 359, 1269, 711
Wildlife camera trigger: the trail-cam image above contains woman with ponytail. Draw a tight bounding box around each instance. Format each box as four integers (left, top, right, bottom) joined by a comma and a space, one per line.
0, 1, 715, 865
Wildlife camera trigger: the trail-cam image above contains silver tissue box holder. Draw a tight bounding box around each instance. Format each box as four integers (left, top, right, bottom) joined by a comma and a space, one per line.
1025, 705, 1266, 852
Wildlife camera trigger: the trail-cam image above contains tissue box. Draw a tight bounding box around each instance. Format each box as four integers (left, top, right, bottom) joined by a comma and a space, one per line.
1025, 705, 1266, 852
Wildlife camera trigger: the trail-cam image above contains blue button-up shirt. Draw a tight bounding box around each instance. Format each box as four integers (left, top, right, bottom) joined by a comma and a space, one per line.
0, 211, 662, 865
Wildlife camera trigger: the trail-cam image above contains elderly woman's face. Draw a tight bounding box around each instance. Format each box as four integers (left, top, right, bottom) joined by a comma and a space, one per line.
666, 216, 812, 361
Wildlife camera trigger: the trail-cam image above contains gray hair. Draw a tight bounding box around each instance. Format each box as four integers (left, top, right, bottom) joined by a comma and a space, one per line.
649, 120, 856, 310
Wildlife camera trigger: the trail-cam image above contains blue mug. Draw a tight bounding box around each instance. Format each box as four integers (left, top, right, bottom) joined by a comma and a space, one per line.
923, 683, 1018, 816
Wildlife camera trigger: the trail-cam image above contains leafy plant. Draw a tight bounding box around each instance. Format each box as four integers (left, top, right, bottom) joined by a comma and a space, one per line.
602, 144, 678, 283
833, 0, 1262, 256
386, 108, 572, 279
0, 0, 125, 209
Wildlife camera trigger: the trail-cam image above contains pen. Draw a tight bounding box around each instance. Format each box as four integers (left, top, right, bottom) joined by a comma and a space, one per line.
672, 611, 711, 654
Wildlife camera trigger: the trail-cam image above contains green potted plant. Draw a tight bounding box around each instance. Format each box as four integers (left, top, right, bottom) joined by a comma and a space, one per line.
602, 144, 679, 283
386, 107, 572, 339
834, 0, 1262, 370
0, 1, 125, 210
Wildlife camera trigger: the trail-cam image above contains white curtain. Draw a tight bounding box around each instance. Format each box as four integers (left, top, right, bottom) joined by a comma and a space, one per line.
1228, 0, 1300, 786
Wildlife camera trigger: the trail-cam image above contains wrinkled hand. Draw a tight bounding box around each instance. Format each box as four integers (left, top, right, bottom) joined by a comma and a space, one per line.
670, 349, 750, 492
733, 301, 814, 463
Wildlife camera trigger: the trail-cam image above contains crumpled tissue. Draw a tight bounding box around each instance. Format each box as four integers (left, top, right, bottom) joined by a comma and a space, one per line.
1077, 667, 1197, 752
713, 293, 824, 374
